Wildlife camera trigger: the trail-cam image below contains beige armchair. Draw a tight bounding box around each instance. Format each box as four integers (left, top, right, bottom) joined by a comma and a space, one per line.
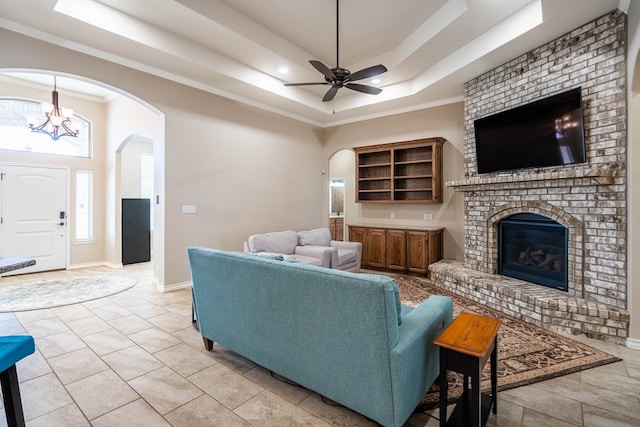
297, 228, 362, 273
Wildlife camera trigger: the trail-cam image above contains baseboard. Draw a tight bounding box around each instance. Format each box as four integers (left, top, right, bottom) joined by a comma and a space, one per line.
104, 262, 124, 269
626, 337, 640, 350
68, 261, 118, 270
158, 280, 191, 293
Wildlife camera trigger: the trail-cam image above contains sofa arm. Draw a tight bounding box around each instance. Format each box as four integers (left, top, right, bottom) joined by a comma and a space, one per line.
389, 295, 453, 425
330, 240, 362, 270
294, 245, 332, 267
330, 240, 361, 251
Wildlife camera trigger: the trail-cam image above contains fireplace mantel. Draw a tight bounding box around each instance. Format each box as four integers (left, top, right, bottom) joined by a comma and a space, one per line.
446, 168, 615, 192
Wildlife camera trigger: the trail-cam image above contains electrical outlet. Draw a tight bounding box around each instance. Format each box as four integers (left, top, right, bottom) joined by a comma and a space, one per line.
182, 205, 196, 214
390, 212, 395, 219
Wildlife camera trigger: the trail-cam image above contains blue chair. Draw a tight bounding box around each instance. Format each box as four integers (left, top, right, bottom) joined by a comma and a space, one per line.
0, 336, 35, 427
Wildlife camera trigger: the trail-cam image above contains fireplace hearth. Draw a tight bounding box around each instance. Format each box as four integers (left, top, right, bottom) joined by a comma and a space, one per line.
499, 213, 568, 291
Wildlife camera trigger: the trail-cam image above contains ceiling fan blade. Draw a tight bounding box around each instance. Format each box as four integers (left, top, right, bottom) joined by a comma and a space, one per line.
345, 83, 382, 95
347, 64, 388, 82
284, 82, 330, 86
323, 86, 340, 102
309, 60, 337, 80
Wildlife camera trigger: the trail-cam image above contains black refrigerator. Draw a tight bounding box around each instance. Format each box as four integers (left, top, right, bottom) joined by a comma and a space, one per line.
122, 198, 151, 265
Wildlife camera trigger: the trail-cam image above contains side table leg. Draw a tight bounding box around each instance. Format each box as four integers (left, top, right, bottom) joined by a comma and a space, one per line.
471, 360, 481, 427
491, 337, 498, 414
439, 348, 448, 427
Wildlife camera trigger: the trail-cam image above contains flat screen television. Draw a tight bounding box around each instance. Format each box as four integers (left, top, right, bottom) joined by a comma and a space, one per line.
474, 87, 586, 174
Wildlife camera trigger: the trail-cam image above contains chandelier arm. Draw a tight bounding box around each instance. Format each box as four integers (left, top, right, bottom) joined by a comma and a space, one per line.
58, 121, 79, 139
27, 76, 80, 141
29, 122, 59, 140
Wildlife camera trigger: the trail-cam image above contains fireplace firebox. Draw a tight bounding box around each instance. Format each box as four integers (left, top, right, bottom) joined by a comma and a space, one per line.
498, 213, 568, 291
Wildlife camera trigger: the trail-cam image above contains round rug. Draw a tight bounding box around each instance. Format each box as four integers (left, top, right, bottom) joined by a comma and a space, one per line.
0, 274, 138, 312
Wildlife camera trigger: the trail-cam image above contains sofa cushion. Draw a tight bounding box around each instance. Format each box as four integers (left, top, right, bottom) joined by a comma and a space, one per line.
298, 228, 331, 247
285, 254, 323, 266
336, 248, 356, 266
248, 230, 298, 255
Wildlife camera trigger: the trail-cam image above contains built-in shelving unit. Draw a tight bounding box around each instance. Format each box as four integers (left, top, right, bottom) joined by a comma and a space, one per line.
355, 138, 444, 203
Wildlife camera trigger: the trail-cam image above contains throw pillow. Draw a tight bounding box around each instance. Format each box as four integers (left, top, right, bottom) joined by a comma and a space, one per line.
298, 228, 331, 247
249, 230, 298, 255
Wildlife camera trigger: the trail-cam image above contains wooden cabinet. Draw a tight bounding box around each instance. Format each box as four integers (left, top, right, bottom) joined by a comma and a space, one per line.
355, 138, 444, 204
407, 230, 443, 274
366, 228, 386, 269
385, 229, 407, 271
349, 226, 384, 268
329, 217, 344, 241
349, 225, 444, 277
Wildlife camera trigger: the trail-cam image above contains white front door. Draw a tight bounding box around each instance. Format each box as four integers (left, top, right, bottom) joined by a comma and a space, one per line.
0, 165, 68, 274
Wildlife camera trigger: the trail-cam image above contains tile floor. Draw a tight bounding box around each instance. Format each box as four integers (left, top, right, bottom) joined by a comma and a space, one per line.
1, 263, 639, 426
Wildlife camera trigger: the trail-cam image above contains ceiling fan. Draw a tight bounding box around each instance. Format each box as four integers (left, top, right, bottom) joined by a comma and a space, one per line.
284, 0, 388, 102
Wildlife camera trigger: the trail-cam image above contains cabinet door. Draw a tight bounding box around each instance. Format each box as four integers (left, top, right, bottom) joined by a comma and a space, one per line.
386, 230, 406, 271
426, 230, 444, 267
366, 228, 386, 268
335, 218, 344, 241
349, 227, 367, 266
329, 218, 336, 240
407, 231, 427, 274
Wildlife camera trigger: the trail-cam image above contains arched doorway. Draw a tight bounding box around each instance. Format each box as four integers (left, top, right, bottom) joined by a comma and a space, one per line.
0, 71, 165, 284
328, 149, 355, 241
119, 135, 154, 265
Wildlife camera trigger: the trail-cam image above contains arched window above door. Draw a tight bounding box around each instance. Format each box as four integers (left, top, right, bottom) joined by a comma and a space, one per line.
0, 98, 92, 158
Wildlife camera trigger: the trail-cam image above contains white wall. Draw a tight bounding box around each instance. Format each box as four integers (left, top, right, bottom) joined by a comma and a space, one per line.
121, 138, 153, 198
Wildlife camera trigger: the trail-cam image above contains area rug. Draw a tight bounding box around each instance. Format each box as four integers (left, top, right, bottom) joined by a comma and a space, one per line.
0, 274, 138, 312
395, 275, 622, 411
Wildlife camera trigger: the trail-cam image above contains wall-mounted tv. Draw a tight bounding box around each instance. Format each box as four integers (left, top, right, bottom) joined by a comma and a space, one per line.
474, 87, 586, 174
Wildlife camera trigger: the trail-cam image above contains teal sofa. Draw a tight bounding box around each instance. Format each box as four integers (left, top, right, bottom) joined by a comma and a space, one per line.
187, 247, 453, 427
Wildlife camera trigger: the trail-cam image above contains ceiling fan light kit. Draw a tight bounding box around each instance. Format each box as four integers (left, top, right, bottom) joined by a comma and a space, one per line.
284, 0, 387, 102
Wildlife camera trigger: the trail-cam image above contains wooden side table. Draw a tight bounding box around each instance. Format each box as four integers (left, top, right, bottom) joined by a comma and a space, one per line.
434, 312, 500, 427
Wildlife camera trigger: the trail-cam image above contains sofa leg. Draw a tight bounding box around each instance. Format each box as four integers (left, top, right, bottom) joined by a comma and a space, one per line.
203, 337, 213, 351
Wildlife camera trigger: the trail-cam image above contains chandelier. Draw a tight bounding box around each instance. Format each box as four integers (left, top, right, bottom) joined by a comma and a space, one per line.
27, 76, 80, 141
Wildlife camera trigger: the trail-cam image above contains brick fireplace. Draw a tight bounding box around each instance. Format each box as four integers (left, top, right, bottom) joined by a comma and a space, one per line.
430, 11, 629, 343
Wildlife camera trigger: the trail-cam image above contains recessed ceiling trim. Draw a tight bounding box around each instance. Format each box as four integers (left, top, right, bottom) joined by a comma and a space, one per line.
413, 0, 543, 94
324, 95, 465, 128
386, 0, 468, 69
54, 0, 337, 114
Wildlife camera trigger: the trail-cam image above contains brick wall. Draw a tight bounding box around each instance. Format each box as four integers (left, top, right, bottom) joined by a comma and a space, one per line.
432, 11, 628, 342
